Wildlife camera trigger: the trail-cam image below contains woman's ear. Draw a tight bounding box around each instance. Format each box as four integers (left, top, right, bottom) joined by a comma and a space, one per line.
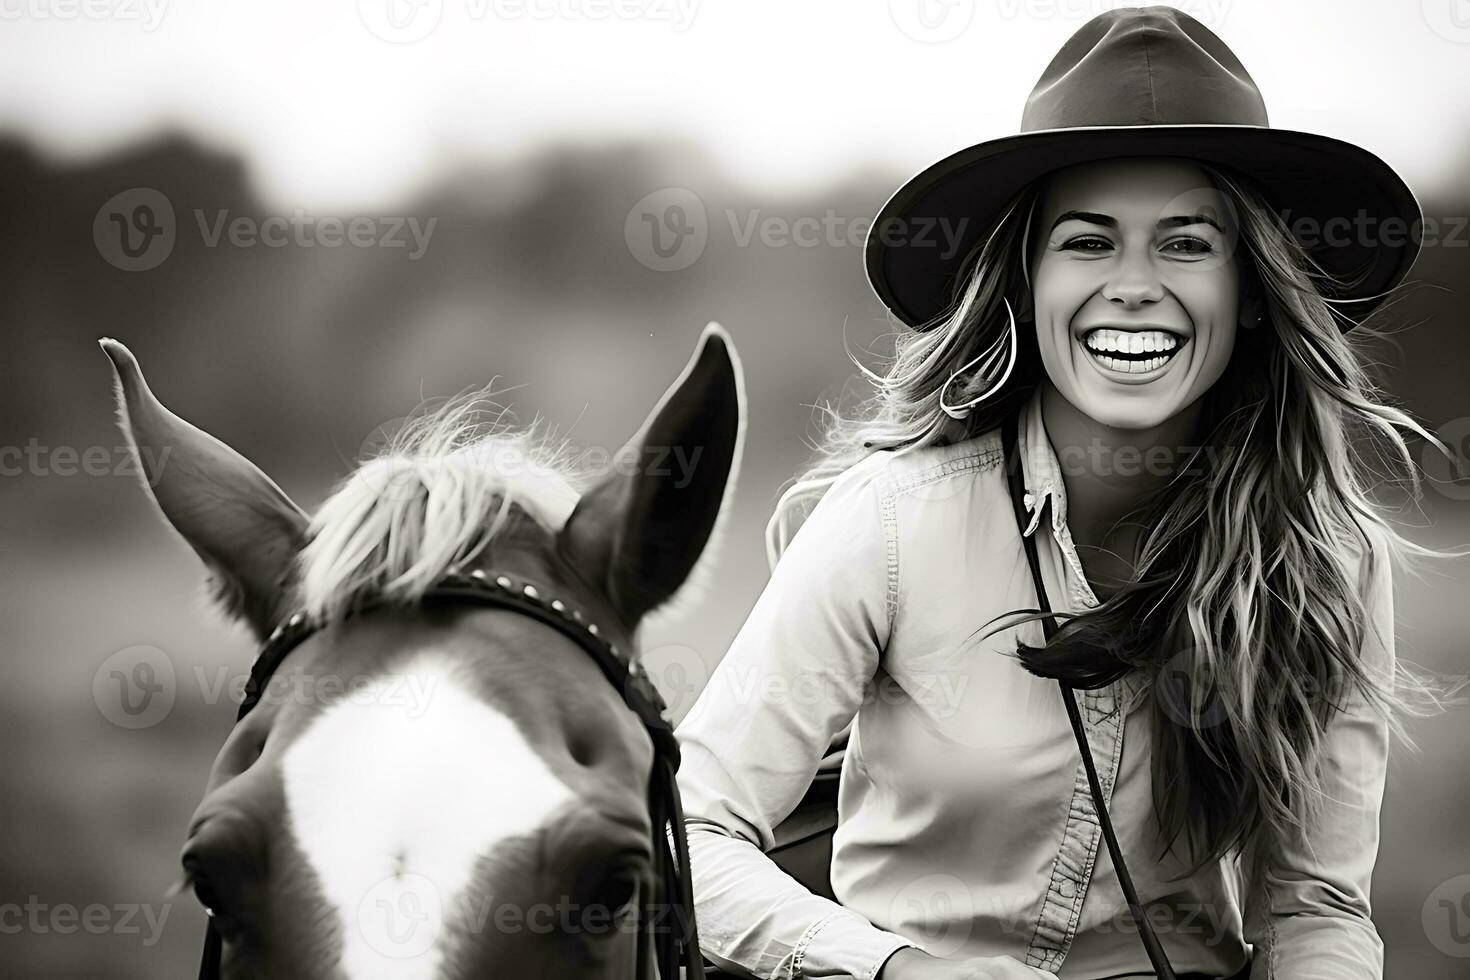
1013, 281, 1036, 324
1011, 246, 1037, 324
1237, 267, 1267, 329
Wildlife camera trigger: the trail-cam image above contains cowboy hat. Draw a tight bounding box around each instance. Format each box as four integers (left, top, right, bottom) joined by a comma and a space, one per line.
865, 5, 1422, 332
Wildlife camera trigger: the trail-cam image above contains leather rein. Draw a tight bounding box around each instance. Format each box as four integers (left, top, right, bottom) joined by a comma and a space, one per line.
1001, 411, 1178, 980
195, 567, 705, 980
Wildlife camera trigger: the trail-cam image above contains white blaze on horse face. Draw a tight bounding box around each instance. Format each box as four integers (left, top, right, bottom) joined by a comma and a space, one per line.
282, 653, 576, 980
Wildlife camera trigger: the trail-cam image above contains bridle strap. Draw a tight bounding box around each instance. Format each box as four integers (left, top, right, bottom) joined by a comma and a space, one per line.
1001, 411, 1177, 980
197, 568, 704, 980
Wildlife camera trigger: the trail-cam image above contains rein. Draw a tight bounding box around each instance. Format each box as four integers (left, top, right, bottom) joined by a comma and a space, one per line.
1001, 412, 1177, 980
196, 567, 706, 980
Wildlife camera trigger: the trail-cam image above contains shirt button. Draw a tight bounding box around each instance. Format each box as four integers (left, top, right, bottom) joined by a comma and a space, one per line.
1023, 491, 1036, 509
1058, 878, 1077, 898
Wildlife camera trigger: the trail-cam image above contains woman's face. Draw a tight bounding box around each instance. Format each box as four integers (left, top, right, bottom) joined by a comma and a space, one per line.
1028, 157, 1244, 430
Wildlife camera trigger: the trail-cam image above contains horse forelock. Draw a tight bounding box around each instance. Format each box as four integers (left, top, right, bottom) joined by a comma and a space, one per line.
297, 396, 588, 626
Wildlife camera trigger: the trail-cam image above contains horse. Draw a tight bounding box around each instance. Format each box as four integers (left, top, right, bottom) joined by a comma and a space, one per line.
100, 324, 743, 980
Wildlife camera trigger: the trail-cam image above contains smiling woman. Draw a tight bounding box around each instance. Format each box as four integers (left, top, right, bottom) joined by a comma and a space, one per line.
675, 8, 1464, 980
681, 152, 1446, 980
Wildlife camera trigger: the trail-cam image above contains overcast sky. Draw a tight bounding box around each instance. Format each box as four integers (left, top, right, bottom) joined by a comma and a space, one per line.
1, 0, 1466, 207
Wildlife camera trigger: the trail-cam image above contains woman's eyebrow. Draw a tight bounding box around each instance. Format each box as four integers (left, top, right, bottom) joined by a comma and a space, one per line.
1050, 209, 1225, 233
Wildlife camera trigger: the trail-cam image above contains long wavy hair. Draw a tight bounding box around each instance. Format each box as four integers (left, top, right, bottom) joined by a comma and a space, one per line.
769, 162, 1462, 871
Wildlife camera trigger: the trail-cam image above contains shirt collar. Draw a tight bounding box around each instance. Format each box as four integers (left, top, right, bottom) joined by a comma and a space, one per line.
1015, 385, 1069, 539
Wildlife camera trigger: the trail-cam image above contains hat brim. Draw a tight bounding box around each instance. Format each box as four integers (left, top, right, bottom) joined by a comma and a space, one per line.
865, 125, 1422, 331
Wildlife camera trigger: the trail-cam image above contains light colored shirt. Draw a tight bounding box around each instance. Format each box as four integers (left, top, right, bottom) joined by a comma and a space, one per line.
674, 384, 1395, 979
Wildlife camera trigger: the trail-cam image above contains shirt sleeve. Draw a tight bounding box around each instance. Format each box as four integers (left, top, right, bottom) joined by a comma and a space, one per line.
1243, 527, 1396, 979
673, 452, 916, 980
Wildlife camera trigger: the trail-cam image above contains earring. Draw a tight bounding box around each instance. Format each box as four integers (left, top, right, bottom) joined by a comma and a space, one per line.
939, 297, 1020, 421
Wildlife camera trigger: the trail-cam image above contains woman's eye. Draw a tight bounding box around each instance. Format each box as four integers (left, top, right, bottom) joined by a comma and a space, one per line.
1162, 237, 1213, 256
1060, 236, 1216, 256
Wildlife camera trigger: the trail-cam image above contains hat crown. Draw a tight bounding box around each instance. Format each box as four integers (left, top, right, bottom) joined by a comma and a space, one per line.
1021, 5, 1268, 131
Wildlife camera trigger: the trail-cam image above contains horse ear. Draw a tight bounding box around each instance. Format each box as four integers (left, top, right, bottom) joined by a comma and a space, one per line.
99, 339, 309, 637
559, 322, 744, 627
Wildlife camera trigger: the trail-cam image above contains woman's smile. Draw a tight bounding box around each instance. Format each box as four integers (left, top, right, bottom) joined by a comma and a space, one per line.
1076, 325, 1191, 384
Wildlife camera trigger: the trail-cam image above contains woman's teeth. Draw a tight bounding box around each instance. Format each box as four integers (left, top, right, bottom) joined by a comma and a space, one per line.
1082, 328, 1183, 374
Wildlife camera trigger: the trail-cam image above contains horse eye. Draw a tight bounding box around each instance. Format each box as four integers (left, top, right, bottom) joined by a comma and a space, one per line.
597, 866, 641, 915
573, 859, 646, 941
191, 874, 245, 941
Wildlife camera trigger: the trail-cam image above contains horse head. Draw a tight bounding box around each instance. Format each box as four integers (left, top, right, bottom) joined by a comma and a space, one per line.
101, 325, 743, 979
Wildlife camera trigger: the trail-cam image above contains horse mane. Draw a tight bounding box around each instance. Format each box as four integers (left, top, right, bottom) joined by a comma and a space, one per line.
297, 389, 589, 625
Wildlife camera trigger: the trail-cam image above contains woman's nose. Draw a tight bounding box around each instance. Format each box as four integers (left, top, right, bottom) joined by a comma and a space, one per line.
1103, 253, 1165, 308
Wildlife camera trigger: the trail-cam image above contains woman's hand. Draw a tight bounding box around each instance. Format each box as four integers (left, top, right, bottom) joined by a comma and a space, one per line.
877, 946, 1060, 980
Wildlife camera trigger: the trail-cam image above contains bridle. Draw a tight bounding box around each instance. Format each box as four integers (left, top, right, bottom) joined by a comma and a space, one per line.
195, 566, 706, 980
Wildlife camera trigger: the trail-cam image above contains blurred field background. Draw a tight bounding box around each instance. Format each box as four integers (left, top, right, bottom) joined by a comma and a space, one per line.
1, 2, 1468, 977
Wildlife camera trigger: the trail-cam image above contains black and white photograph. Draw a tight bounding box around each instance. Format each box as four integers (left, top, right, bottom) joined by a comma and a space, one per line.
2, 2, 1469, 978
